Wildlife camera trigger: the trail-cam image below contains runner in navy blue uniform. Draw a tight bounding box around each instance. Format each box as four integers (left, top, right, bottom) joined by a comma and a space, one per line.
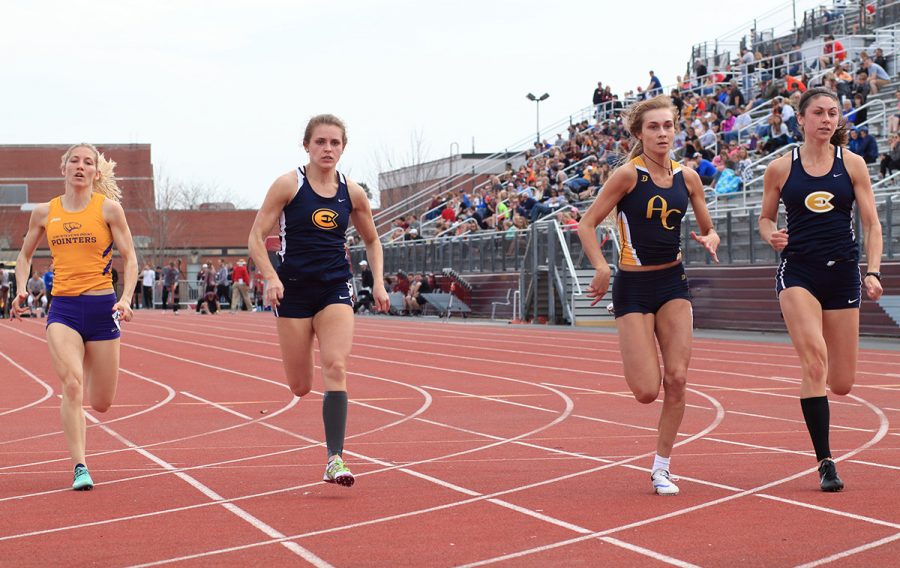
760, 88, 883, 492
248, 114, 390, 487
578, 95, 720, 496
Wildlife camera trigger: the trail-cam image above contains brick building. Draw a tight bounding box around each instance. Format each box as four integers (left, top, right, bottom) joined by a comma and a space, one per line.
0, 144, 257, 272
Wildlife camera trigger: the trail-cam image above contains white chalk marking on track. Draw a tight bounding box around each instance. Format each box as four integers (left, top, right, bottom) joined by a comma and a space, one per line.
83, 411, 333, 568
793, 532, 900, 568
0, 351, 54, 416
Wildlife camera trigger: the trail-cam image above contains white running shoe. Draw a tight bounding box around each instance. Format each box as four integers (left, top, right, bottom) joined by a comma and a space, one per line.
651, 469, 679, 495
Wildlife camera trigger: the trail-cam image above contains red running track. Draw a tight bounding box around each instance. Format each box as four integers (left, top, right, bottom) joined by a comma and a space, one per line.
1, 312, 898, 567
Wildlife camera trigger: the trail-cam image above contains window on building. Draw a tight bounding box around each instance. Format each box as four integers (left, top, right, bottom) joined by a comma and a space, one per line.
0, 184, 27, 206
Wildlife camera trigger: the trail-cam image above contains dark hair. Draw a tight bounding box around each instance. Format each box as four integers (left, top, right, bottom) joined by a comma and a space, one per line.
797, 87, 848, 146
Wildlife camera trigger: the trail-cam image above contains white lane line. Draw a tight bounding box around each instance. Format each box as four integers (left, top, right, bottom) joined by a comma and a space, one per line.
598, 537, 701, 568
127, 386, 724, 566
793, 532, 900, 567
457, 390, 891, 567
756, 494, 900, 530
83, 412, 332, 568
0, 351, 54, 416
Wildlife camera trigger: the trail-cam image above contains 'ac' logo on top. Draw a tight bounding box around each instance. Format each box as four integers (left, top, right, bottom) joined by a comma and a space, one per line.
645, 195, 682, 230
63, 222, 83, 233
312, 209, 338, 230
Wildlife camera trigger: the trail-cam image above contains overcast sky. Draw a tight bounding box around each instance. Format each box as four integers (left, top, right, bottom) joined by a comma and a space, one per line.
5, 0, 822, 208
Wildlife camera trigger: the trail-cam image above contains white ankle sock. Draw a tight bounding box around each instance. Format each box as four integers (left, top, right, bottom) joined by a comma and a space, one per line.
652, 454, 670, 473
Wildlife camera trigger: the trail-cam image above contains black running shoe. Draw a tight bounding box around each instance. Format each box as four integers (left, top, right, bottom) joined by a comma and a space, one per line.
818, 459, 844, 492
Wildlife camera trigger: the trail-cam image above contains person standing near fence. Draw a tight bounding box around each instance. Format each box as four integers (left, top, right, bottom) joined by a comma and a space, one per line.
141, 263, 155, 309
759, 87, 883, 492
248, 114, 390, 487
230, 259, 252, 312
577, 95, 720, 496
10, 143, 137, 490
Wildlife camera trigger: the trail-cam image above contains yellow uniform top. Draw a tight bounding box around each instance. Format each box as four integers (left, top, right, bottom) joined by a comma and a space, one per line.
46, 192, 114, 296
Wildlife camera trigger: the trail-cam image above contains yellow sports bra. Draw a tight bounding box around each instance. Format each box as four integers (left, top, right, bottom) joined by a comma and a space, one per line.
45, 192, 115, 296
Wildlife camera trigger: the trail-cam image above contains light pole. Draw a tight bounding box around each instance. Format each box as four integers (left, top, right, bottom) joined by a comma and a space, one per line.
526, 92, 549, 146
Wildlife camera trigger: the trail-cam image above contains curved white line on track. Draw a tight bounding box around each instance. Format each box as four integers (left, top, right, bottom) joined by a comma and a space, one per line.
112, 386, 724, 567
455, 390, 891, 567
0, 351, 54, 417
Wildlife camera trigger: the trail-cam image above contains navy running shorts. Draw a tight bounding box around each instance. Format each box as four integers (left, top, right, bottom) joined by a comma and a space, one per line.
775, 258, 861, 310
47, 293, 121, 341
275, 277, 353, 318
611, 263, 692, 318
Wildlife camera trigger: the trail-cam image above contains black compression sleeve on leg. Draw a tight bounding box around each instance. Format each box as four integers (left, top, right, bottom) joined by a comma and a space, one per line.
323, 391, 348, 458
800, 396, 831, 462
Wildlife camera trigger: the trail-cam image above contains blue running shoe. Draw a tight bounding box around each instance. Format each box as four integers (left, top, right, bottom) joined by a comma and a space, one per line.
73, 465, 94, 491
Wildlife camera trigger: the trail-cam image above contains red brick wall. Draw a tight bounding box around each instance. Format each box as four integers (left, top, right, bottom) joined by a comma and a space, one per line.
0, 144, 154, 209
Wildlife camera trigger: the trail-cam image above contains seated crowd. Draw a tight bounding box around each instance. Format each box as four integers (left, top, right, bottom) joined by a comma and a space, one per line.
378, 38, 894, 244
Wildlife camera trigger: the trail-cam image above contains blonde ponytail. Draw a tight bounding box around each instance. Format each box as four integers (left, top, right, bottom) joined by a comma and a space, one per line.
94, 153, 122, 202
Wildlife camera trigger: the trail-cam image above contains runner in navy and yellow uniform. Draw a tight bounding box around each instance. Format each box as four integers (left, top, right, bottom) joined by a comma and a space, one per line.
11, 143, 138, 490
760, 87, 883, 492
249, 114, 390, 487
578, 95, 720, 496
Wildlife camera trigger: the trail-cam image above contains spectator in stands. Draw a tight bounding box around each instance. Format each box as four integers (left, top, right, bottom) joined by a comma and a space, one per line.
0, 263, 8, 319
43, 262, 54, 309
761, 114, 791, 153
880, 133, 900, 178
215, 259, 229, 305
404, 228, 422, 241
818, 35, 846, 70
27, 271, 47, 317
855, 126, 879, 163
352, 260, 374, 314
842, 98, 857, 126
713, 160, 742, 195
230, 258, 252, 312
196, 289, 219, 314
889, 90, 900, 134
140, 263, 155, 309
161, 260, 178, 311
577, 95, 719, 497
646, 70, 663, 97
873, 46, 888, 72
788, 42, 804, 75
392, 271, 410, 295
861, 55, 890, 94
403, 273, 432, 315
690, 153, 718, 185
851, 70, 871, 103
758, 87, 883, 493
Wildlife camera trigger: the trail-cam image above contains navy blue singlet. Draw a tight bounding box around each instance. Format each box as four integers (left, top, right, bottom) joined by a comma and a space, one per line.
781, 146, 858, 262
277, 167, 354, 283
616, 156, 689, 266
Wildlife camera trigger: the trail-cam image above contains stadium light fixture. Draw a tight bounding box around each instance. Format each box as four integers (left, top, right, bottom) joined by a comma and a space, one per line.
526, 92, 550, 145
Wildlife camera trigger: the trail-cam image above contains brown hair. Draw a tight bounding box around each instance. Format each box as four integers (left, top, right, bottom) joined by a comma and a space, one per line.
797, 87, 848, 146
622, 95, 678, 162
60, 143, 122, 202
303, 114, 347, 147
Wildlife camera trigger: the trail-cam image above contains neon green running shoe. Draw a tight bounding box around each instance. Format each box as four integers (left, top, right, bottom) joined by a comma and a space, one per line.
323, 456, 354, 487
73, 465, 94, 491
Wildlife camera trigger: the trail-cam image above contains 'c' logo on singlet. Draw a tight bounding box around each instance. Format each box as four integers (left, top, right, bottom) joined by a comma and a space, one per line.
804, 191, 835, 213
312, 208, 339, 230
646, 195, 682, 230
63, 222, 83, 233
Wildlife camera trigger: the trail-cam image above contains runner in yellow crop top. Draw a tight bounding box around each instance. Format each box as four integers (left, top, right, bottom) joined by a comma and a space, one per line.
11, 143, 138, 491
